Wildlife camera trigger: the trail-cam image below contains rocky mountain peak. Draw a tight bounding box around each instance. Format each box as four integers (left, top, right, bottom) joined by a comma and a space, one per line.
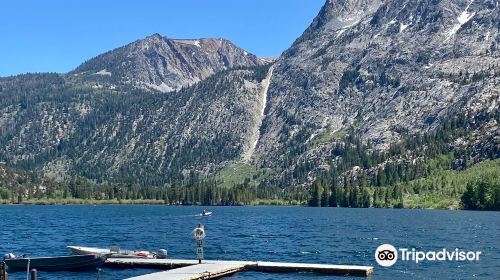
312, 0, 383, 31
138, 33, 166, 45
74, 33, 265, 93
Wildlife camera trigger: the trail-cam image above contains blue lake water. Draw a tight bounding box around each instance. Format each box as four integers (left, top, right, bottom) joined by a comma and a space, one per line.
0, 205, 498, 279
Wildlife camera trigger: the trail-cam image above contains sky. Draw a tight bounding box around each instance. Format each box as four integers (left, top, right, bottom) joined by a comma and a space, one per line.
0, 0, 325, 77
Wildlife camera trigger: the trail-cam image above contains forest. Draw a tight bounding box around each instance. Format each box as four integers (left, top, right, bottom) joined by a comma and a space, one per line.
307, 107, 499, 210
0, 106, 498, 210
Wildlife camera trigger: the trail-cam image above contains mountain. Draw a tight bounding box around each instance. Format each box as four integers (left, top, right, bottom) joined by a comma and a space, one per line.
0, 34, 273, 185
72, 34, 265, 92
0, 0, 499, 199
0, 68, 272, 185
254, 0, 499, 185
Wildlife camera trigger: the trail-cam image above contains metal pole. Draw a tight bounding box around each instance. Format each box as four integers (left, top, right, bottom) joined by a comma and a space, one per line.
25, 259, 30, 280
30, 269, 37, 280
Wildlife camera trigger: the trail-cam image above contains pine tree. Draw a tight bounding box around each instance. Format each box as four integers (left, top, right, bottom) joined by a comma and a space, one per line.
477, 181, 487, 209
361, 188, 371, 208
321, 189, 329, 207
308, 180, 323, 207
329, 183, 338, 207
461, 183, 477, 210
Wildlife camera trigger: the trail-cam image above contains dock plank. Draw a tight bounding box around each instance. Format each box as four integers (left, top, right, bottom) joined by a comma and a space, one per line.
252, 261, 374, 276
124, 263, 245, 280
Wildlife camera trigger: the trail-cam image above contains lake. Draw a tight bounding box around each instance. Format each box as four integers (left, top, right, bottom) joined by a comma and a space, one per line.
0, 205, 498, 279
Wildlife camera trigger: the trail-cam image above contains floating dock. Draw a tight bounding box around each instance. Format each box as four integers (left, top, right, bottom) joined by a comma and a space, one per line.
106, 258, 374, 279
124, 262, 246, 280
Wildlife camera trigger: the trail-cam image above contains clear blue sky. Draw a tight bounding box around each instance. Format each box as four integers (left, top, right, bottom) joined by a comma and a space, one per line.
0, 0, 325, 77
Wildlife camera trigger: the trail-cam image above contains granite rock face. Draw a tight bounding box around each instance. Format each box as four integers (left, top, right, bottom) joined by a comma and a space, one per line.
74, 34, 265, 92
255, 0, 499, 180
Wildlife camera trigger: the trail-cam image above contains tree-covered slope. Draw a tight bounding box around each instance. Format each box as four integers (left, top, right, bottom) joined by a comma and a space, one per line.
0, 65, 272, 185
0, 0, 498, 204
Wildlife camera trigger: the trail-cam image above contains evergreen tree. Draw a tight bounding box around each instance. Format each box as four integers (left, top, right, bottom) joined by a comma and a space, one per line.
308, 179, 323, 207
361, 188, 371, 208
321, 189, 329, 207
329, 183, 338, 207
461, 183, 477, 210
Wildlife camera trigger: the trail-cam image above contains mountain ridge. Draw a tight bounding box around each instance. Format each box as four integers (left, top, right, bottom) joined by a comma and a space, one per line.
72, 33, 266, 93
0, 0, 498, 194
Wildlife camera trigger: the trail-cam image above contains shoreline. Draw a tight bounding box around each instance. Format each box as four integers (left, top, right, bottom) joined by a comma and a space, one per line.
0, 198, 304, 207
2, 202, 496, 212
0, 198, 475, 210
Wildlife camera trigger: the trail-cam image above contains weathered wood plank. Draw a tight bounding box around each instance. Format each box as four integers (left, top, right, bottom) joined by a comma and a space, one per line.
124, 263, 245, 280
251, 261, 374, 276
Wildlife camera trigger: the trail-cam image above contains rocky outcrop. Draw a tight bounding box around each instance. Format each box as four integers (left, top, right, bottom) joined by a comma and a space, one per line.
74, 34, 265, 92
255, 0, 500, 177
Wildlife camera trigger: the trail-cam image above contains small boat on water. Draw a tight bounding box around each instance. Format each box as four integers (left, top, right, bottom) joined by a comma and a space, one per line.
67, 246, 167, 259
201, 210, 212, 216
2, 253, 107, 271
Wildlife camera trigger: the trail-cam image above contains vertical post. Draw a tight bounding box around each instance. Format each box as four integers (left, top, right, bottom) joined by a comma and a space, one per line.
0, 262, 7, 280
196, 238, 203, 264
192, 224, 205, 264
26, 259, 30, 280
30, 269, 37, 280
96, 268, 101, 280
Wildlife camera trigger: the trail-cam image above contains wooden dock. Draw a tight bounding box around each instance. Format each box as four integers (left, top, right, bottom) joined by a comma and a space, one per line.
106, 258, 374, 279
125, 263, 246, 280
251, 261, 374, 276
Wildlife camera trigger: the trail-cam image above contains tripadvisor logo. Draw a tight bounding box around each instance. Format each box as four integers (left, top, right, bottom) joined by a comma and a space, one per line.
375, 244, 481, 267
375, 244, 398, 267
